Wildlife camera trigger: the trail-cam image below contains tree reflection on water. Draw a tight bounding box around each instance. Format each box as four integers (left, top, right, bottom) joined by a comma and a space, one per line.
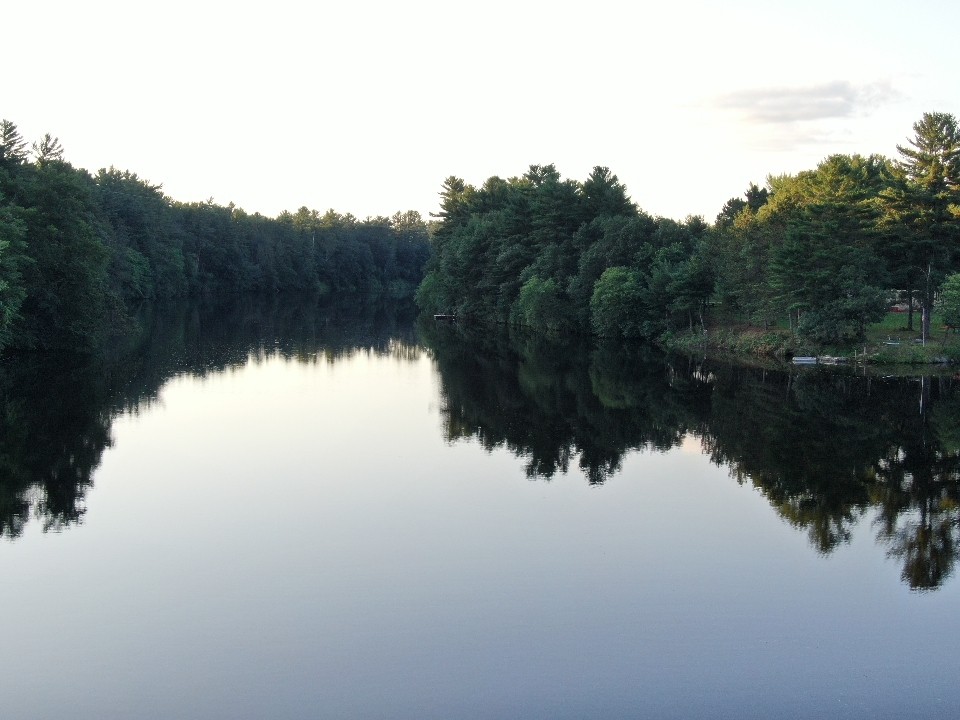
3, 300, 959, 590
423, 321, 960, 590
0, 293, 419, 540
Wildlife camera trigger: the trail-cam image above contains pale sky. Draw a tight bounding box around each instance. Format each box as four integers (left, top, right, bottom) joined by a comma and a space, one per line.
5, 0, 958, 222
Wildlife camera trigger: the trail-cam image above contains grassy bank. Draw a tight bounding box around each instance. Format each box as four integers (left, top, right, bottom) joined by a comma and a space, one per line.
659, 310, 960, 365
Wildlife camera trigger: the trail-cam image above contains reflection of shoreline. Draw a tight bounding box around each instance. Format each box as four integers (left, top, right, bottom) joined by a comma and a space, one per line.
0, 293, 419, 541
6, 302, 959, 591
422, 321, 960, 590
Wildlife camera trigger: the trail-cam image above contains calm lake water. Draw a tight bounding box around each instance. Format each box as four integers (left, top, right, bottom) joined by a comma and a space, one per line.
2, 295, 959, 719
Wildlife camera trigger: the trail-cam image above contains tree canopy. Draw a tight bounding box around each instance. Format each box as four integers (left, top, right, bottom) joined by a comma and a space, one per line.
3, 110, 960, 353
418, 113, 960, 349
0, 117, 432, 352
417, 164, 709, 338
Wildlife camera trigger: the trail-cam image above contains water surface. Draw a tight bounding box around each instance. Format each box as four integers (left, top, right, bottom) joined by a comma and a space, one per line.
1, 296, 958, 719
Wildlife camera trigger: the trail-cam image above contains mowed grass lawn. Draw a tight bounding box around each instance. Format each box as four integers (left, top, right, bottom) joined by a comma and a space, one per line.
864, 310, 960, 363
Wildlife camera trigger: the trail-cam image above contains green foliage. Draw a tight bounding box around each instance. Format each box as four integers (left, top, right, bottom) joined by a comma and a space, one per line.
96, 167, 186, 299
715, 182, 769, 228
661, 325, 792, 357
770, 206, 888, 342
896, 112, 960, 189
579, 166, 634, 219
418, 164, 713, 342
512, 277, 572, 334
881, 112, 960, 340
0, 195, 27, 345
414, 270, 454, 315
11, 154, 115, 350
589, 267, 644, 337
31, 133, 64, 166
8, 110, 960, 358
0, 120, 28, 168
712, 153, 899, 345
940, 273, 960, 328
566, 213, 658, 324
0, 116, 432, 353
710, 203, 783, 325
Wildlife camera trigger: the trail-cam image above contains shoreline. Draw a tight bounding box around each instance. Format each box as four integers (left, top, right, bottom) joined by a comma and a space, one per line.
657, 321, 960, 371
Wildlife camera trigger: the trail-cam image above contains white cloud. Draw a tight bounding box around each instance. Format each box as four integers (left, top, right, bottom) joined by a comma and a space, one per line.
715, 80, 902, 124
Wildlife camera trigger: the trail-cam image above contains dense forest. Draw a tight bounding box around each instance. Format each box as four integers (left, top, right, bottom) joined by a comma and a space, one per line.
3, 112, 958, 354
0, 119, 431, 352
416, 112, 960, 347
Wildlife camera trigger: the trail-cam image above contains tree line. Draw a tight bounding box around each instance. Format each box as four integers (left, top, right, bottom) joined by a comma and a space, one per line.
417, 112, 960, 346
0, 118, 431, 352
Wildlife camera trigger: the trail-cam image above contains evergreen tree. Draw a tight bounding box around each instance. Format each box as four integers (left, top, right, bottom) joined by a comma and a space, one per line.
14, 156, 115, 349
31, 133, 64, 166
884, 112, 960, 342
0, 120, 28, 169
0, 195, 27, 345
